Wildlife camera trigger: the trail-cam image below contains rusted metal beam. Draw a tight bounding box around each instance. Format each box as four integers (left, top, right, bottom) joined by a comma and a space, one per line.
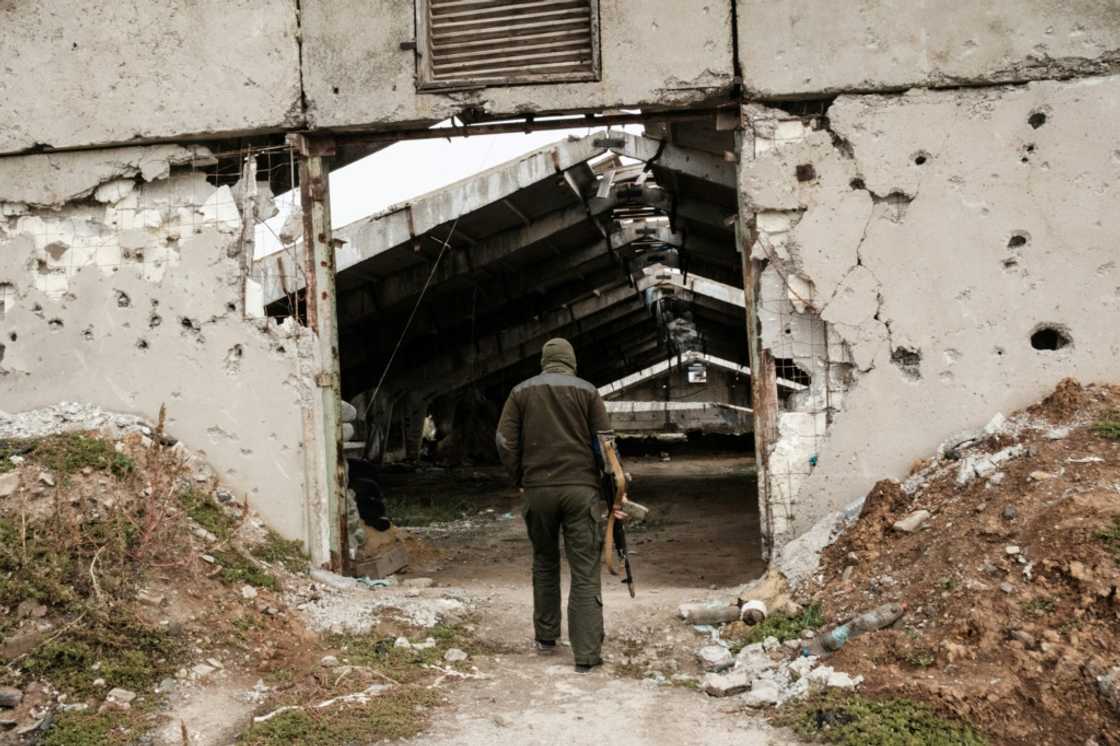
291, 133, 350, 576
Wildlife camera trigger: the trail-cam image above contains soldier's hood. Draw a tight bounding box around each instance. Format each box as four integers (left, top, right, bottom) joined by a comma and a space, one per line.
541, 338, 577, 375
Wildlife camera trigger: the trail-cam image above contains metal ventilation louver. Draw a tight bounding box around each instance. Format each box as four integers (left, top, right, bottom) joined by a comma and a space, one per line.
417, 0, 600, 90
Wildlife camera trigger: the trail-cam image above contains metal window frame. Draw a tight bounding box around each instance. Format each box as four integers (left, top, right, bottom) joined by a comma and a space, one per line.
415, 0, 602, 92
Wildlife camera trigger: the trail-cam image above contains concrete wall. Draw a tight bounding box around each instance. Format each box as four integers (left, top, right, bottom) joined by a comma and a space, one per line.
0, 146, 316, 545
301, 0, 735, 129
740, 75, 1120, 540
739, 0, 1120, 98
0, 1, 302, 155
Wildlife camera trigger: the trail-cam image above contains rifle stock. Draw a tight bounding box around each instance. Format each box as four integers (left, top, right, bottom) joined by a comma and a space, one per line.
597, 432, 635, 597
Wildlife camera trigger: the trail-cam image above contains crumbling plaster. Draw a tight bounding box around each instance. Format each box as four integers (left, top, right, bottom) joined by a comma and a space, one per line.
739, 0, 1120, 98
741, 75, 1120, 540
0, 147, 316, 544
0, 0, 303, 155
299, 0, 735, 129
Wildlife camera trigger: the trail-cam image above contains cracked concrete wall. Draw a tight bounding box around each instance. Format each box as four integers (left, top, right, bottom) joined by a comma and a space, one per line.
0, 146, 316, 545
299, 0, 735, 129
0, 0, 302, 155
741, 75, 1120, 540
738, 0, 1120, 98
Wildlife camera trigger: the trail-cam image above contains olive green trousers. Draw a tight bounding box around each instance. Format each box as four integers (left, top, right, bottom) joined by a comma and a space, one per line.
522, 485, 604, 666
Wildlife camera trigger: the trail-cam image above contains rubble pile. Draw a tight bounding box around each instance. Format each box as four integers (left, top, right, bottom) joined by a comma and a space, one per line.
0, 405, 476, 745
799, 380, 1120, 745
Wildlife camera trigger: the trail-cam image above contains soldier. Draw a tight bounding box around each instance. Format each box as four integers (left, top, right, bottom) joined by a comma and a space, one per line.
495, 337, 625, 673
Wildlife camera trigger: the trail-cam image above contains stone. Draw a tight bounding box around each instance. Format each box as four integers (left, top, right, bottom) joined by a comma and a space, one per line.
0, 472, 19, 497
393, 637, 412, 649
201, 554, 216, 564
321, 655, 339, 668
743, 680, 781, 707
241, 585, 258, 600
444, 648, 468, 663
402, 577, 434, 589
106, 688, 136, 708
826, 671, 861, 689
1029, 471, 1057, 481
783, 638, 803, 651
191, 663, 216, 678
1096, 667, 1120, 716
989, 472, 1006, 486
1010, 630, 1036, 648
155, 678, 177, 694
207, 658, 223, 669
1001, 505, 1018, 521
1000, 582, 1015, 593
38, 471, 55, 487
702, 670, 751, 697
761, 636, 780, 652
0, 687, 23, 708
1005, 545, 1021, 555
697, 645, 734, 672
892, 510, 931, 533
1068, 561, 1091, 582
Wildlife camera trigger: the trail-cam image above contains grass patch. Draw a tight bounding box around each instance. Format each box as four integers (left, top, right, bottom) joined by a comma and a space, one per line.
897, 647, 936, 668
777, 691, 988, 746
250, 529, 307, 573
22, 613, 182, 697
41, 711, 143, 746
179, 488, 238, 540
212, 549, 279, 590
1023, 597, 1056, 616
20, 433, 134, 480
1095, 516, 1120, 559
238, 688, 443, 745
729, 603, 825, 651
382, 494, 477, 527
1092, 414, 1120, 440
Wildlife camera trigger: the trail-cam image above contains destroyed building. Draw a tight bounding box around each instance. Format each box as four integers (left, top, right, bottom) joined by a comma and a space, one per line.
2, 0, 1119, 576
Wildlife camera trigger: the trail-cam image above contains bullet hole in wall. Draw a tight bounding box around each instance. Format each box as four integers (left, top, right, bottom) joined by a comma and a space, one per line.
137, 338, 149, 350
226, 302, 237, 313
0, 343, 4, 364
994, 346, 1006, 357
1031, 325, 1072, 351
1028, 111, 1047, 129
912, 151, 929, 166
1007, 232, 1029, 249
150, 313, 162, 328
82, 327, 94, 341
795, 164, 816, 182
116, 291, 130, 308
8, 332, 16, 342
48, 319, 63, 330
849, 177, 865, 190
891, 346, 922, 380
181, 317, 198, 332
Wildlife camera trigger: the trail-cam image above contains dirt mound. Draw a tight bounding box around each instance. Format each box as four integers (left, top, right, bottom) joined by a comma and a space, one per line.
800, 379, 1120, 745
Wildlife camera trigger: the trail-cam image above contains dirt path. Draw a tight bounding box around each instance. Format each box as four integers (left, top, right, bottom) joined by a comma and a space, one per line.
385, 454, 803, 745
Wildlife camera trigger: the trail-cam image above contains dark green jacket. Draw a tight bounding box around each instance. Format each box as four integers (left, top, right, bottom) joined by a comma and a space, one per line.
495, 341, 611, 489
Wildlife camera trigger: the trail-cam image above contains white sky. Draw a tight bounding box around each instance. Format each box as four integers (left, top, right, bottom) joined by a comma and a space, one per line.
256, 122, 642, 258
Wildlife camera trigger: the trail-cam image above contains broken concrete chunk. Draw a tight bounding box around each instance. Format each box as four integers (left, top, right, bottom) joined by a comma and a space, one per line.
240, 585, 258, 600
444, 648, 468, 663
0, 687, 23, 708
137, 589, 165, 607
0, 472, 19, 497
191, 664, 216, 678
743, 680, 781, 707
678, 602, 740, 625
1097, 667, 1120, 716
702, 670, 751, 697
892, 510, 931, 533
697, 645, 734, 672
38, 471, 55, 487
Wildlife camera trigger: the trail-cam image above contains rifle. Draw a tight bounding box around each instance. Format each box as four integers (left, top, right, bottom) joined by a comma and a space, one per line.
597, 432, 635, 598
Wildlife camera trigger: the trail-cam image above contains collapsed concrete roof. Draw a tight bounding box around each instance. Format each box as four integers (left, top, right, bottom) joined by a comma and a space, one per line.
256, 119, 746, 402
